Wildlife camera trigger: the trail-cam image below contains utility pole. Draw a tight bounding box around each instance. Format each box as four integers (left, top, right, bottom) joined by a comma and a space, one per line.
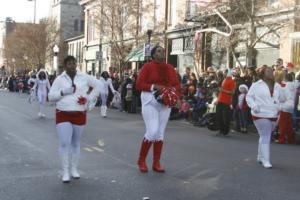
28, 0, 37, 24
164, 0, 169, 63
98, 2, 104, 75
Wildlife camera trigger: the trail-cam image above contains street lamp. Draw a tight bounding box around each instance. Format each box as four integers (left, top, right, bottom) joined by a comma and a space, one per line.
53, 45, 59, 74
146, 22, 154, 44
28, 0, 37, 24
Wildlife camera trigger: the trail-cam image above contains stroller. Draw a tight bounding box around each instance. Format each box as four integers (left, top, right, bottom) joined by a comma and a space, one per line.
198, 96, 219, 131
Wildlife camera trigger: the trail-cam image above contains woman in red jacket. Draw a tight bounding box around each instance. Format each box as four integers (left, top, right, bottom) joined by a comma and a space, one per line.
136, 46, 180, 173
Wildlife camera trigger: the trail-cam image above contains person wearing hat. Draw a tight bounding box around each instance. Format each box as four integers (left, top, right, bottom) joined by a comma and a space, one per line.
236, 84, 249, 133
216, 68, 236, 136
136, 45, 180, 173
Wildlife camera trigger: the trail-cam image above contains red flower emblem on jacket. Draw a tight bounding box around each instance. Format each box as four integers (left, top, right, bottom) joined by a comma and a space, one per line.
77, 96, 87, 105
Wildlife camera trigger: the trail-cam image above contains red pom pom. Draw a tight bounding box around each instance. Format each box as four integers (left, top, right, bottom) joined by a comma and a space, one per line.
160, 87, 178, 107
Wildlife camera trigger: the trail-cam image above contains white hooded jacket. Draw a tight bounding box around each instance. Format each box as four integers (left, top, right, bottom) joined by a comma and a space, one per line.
246, 80, 281, 118
99, 77, 115, 94
48, 70, 101, 111
32, 69, 51, 94
279, 81, 299, 113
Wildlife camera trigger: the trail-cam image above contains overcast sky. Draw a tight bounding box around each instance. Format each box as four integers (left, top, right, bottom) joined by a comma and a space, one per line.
0, 0, 50, 23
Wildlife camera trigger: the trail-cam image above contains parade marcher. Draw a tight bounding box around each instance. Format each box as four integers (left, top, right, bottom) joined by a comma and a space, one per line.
136, 45, 180, 173
32, 70, 50, 118
216, 68, 236, 136
98, 71, 116, 117
48, 56, 100, 183
246, 65, 281, 169
278, 73, 296, 144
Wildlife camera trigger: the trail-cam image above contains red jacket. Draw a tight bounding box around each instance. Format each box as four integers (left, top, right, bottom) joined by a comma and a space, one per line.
136, 61, 180, 93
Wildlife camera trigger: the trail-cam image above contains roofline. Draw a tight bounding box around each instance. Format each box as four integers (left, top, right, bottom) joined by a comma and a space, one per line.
65, 35, 85, 42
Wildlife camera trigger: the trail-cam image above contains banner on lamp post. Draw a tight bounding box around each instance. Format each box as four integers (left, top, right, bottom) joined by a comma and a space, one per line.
143, 43, 152, 58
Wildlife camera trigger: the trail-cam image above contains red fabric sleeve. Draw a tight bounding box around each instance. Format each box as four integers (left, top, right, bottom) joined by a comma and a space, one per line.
136, 64, 152, 92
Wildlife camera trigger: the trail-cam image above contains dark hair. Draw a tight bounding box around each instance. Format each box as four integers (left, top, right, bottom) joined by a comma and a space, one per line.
64, 55, 76, 66
151, 45, 162, 59
38, 71, 46, 80
285, 72, 294, 82
256, 65, 268, 79
101, 71, 109, 78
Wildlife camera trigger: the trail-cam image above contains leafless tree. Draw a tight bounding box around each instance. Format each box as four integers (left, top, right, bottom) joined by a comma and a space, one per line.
4, 18, 60, 73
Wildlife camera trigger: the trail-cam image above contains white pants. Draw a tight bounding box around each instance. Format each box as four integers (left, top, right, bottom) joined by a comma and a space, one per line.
100, 92, 108, 106
37, 91, 47, 114
56, 122, 84, 155
254, 119, 276, 144
142, 99, 171, 141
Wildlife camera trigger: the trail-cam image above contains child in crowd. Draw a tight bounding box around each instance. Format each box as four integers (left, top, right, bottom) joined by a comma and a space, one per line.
178, 97, 191, 119
236, 84, 248, 133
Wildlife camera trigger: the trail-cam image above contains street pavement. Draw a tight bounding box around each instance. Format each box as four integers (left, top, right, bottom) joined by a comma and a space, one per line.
0, 90, 299, 200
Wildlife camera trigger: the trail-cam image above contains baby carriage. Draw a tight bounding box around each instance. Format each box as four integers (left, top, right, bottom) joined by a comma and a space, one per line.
198, 96, 219, 131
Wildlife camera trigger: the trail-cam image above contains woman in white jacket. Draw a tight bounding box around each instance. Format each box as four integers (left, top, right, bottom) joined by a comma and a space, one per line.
98, 71, 116, 117
246, 65, 281, 169
278, 73, 297, 144
48, 56, 100, 183
32, 70, 51, 117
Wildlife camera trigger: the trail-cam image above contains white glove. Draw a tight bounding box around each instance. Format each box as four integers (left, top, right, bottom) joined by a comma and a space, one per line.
61, 87, 74, 96
252, 105, 260, 114
87, 96, 97, 111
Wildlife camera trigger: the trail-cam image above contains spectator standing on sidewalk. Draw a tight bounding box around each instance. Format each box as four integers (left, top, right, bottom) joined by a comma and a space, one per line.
236, 84, 249, 133
216, 68, 236, 136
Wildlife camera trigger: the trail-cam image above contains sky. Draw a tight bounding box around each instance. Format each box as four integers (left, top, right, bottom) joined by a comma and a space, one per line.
0, 0, 50, 23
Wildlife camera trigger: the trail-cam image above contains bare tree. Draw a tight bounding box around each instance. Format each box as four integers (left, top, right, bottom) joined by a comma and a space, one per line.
187, 0, 298, 69
92, 0, 141, 73
4, 18, 60, 73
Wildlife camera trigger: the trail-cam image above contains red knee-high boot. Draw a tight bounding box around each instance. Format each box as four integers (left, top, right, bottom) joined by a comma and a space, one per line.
137, 138, 152, 173
152, 140, 165, 173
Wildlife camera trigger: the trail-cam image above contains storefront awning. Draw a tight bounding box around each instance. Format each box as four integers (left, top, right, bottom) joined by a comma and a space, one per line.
124, 45, 145, 62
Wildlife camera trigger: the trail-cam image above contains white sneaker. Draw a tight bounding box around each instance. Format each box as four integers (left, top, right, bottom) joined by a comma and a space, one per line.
41, 114, 46, 118
38, 112, 42, 118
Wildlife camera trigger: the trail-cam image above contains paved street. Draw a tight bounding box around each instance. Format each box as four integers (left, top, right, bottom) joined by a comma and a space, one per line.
0, 90, 299, 200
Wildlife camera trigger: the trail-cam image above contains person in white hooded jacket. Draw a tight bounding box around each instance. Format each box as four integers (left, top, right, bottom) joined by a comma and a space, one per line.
32, 70, 51, 117
48, 56, 100, 183
278, 73, 297, 144
246, 65, 281, 169
98, 71, 116, 117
